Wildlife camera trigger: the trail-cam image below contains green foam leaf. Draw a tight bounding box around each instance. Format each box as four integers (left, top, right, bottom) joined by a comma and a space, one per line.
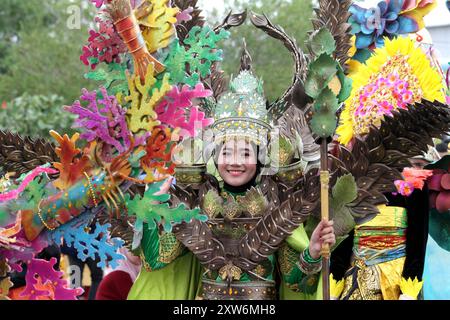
310, 112, 337, 138
126, 180, 207, 233
85, 61, 129, 96
308, 27, 336, 56
305, 54, 338, 98
331, 174, 358, 208
164, 26, 230, 86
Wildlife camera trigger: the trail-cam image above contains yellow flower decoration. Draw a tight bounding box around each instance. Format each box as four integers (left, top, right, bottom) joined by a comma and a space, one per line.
337, 36, 445, 145
400, 277, 423, 299
345, 35, 363, 75
329, 273, 345, 299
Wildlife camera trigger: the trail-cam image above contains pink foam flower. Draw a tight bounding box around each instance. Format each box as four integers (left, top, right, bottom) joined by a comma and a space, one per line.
378, 100, 394, 115
403, 167, 433, 190
394, 180, 414, 197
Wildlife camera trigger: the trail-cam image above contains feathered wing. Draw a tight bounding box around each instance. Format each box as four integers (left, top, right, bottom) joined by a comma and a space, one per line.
329, 100, 450, 233
276, 106, 320, 164
0, 130, 58, 179
170, 174, 228, 271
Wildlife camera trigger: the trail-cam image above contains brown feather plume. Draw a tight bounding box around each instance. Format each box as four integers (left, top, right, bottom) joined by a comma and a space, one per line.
0, 130, 58, 179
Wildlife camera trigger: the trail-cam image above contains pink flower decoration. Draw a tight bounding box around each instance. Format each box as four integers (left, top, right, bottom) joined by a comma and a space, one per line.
378, 100, 394, 115
394, 180, 414, 197
355, 73, 415, 122
176, 7, 194, 24
403, 167, 434, 189
394, 167, 433, 197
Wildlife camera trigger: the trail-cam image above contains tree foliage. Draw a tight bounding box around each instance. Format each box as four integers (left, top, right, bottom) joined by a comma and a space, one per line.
0, 94, 76, 139
0, 0, 95, 106
207, 0, 314, 102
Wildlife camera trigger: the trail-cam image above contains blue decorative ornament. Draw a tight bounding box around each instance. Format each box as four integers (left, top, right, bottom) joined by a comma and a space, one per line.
48, 214, 125, 269
349, 0, 419, 50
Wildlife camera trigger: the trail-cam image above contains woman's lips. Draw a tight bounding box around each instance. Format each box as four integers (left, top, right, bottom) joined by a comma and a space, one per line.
227, 169, 245, 177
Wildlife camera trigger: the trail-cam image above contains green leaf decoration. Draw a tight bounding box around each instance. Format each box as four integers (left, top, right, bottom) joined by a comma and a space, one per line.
310, 112, 337, 138
305, 54, 338, 98
304, 215, 350, 249
331, 174, 358, 208
332, 206, 356, 237
429, 209, 450, 252
337, 68, 353, 103
164, 26, 230, 86
85, 61, 129, 96
236, 187, 269, 217
314, 87, 339, 113
126, 181, 207, 232
308, 27, 336, 57
329, 174, 357, 237
270, 135, 295, 166
310, 87, 339, 138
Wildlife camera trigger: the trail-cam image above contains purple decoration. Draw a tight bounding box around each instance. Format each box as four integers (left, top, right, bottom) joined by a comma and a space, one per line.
176, 7, 194, 25
65, 87, 132, 158
0, 230, 48, 272
20, 258, 83, 300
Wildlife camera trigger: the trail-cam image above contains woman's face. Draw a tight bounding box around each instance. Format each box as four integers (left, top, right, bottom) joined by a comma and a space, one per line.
217, 139, 257, 187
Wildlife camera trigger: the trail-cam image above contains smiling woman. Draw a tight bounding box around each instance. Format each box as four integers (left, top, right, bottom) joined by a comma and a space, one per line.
216, 138, 258, 187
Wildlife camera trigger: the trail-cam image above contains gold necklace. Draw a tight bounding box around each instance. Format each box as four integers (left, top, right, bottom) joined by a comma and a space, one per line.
84, 171, 99, 207
36, 199, 57, 231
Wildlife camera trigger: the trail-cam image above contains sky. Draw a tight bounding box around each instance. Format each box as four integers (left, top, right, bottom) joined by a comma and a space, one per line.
197, 0, 225, 16
197, 0, 450, 27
